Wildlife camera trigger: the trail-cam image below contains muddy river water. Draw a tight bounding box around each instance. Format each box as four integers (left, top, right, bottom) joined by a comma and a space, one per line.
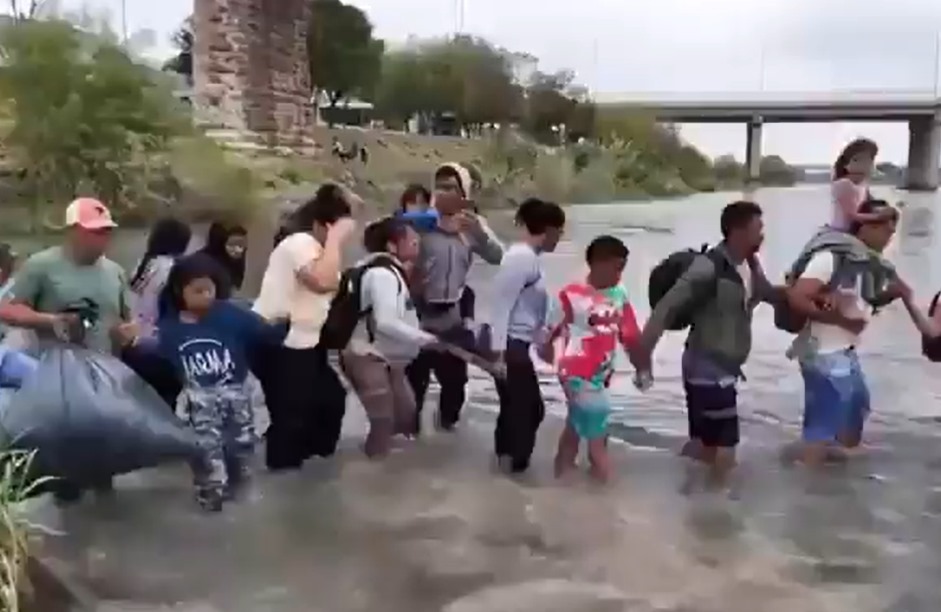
31, 185, 941, 611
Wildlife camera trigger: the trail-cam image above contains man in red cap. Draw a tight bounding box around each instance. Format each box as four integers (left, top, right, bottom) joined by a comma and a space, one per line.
0, 197, 138, 503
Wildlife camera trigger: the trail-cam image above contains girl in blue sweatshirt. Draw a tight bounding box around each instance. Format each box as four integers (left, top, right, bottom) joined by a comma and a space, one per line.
128, 253, 286, 511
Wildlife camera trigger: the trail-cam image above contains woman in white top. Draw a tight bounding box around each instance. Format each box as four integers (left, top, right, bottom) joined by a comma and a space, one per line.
829, 138, 893, 230
253, 183, 358, 470
341, 217, 440, 458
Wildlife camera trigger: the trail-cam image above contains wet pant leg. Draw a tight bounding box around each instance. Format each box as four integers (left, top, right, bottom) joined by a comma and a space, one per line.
406, 352, 432, 433
800, 348, 871, 444
433, 326, 472, 428
221, 385, 256, 485
306, 348, 347, 457
493, 339, 545, 472
342, 352, 418, 455
266, 346, 346, 467
263, 345, 305, 470
249, 341, 279, 413
186, 389, 227, 504
432, 353, 467, 429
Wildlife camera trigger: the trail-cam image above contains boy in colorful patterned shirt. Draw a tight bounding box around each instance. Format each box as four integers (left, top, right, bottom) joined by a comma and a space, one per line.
541, 235, 641, 483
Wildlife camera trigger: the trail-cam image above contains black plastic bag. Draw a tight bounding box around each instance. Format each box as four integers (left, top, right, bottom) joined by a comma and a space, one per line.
0, 345, 202, 484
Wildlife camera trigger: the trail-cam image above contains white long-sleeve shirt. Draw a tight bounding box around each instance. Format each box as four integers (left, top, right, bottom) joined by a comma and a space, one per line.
347, 256, 435, 363
487, 242, 548, 351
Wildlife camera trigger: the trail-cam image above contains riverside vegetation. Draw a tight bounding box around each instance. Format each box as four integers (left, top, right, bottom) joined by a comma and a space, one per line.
0, 4, 803, 237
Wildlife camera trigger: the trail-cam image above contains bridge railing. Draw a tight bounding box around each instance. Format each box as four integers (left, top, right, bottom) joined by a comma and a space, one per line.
594, 89, 941, 105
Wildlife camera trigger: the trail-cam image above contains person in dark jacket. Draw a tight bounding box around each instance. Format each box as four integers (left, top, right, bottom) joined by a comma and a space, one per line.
199, 222, 247, 292
407, 163, 503, 434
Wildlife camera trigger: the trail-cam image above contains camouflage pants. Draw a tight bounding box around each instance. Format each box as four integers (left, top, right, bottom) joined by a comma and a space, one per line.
185, 383, 256, 497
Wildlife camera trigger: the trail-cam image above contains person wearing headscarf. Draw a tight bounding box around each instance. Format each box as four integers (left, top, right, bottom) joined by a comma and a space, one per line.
199, 221, 248, 293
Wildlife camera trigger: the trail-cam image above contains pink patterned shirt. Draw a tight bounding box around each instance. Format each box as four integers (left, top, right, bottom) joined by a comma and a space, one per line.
550, 282, 639, 389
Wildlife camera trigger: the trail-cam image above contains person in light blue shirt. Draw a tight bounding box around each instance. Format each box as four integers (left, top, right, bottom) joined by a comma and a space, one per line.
487, 198, 566, 474
0, 243, 38, 388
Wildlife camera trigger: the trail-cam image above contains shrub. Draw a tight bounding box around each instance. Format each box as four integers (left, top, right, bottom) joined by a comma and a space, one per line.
0, 450, 52, 612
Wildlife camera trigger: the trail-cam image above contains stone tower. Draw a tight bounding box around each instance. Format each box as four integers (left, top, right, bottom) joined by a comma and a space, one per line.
193, 0, 312, 147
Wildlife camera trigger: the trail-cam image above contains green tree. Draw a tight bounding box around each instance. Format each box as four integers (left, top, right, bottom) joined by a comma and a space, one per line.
713, 154, 744, 185
162, 17, 193, 80
373, 50, 427, 127
759, 155, 798, 186
0, 18, 188, 229
374, 35, 523, 133
445, 36, 523, 130
525, 70, 577, 143
674, 145, 713, 190
307, 0, 384, 107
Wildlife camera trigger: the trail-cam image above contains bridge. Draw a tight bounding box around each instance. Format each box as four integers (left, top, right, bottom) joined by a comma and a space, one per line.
597, 90, 941, 191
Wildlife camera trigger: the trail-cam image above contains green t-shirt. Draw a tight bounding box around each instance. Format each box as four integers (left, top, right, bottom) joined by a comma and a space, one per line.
9, 246, 130, 353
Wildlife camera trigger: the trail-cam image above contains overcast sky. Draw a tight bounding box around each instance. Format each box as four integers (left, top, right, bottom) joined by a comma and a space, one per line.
54, 0, 941, 164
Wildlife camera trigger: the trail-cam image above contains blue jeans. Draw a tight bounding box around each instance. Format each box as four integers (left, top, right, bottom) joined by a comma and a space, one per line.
800, 349, 870, 443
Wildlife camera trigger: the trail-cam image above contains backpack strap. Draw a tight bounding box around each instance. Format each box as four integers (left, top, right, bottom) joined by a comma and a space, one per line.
361, 256, 406, 343
825, 251, 849, 290
700, 247, 728, 296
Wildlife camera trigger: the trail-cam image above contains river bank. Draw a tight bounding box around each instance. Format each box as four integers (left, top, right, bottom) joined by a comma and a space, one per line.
0, 125, 747, 238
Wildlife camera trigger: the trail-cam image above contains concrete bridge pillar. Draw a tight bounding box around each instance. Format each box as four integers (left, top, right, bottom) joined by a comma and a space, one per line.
745, 117, 763, 185
904, 112, 941, 192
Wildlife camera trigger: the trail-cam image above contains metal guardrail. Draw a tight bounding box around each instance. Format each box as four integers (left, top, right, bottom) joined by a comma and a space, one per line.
595, 89, 941, 105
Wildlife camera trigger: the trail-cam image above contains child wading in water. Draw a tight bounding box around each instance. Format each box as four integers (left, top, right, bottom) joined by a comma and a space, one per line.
543, 236, 641, 483
125, 253, 286, 511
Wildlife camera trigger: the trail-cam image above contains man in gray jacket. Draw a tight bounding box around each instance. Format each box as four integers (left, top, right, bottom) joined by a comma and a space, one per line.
407, 163, 503, 433
632, 201, 777, 482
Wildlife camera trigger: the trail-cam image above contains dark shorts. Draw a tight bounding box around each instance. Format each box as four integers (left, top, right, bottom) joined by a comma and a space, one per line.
682, 350, 740, 448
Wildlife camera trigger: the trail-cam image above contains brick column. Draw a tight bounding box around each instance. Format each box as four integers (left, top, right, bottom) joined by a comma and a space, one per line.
193, 0, 312, 146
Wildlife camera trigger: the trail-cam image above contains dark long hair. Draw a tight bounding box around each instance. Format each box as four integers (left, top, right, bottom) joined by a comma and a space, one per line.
199, 221, 247, 290
833, 138, 878, 180
131, 217, 192, 286
158, 252, 231, 319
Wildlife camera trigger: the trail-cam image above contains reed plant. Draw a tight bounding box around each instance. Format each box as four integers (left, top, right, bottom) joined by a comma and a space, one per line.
0, 450, 51, 612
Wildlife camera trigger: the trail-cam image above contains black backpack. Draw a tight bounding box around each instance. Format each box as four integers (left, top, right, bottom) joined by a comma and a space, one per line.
923, 291, 941, 361
647, 245, 722, 331
319, 255, 405, 351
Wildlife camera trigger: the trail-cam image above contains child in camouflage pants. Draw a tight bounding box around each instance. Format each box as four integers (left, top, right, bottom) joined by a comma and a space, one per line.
130, 254, 286, 511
